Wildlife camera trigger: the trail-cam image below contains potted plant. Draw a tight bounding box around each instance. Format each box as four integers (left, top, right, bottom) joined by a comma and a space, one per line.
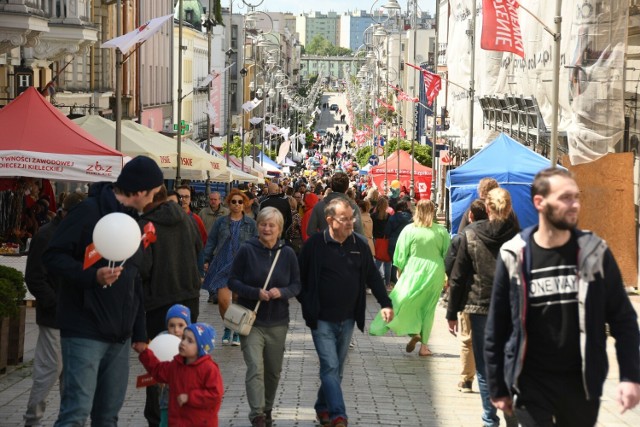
0, 265, 26, 365
0, 278, 18, 373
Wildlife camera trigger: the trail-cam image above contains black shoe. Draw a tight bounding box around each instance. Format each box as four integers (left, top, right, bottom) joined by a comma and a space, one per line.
265, 410, 273, 427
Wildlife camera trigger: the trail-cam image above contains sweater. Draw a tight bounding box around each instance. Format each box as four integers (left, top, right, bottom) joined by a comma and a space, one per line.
139, 202, 203, 311
228, 237, 301, 327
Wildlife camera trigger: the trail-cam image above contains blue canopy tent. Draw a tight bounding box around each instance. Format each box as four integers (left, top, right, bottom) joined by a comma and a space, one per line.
252, 151, 282, 176
446, 134, 551, 234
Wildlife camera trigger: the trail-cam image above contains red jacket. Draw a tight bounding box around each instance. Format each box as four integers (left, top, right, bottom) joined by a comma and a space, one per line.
301, 193, 319, 241
139, 348, 223, 427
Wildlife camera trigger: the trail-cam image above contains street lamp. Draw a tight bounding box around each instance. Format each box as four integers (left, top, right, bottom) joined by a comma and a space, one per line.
225, 47, 236, 168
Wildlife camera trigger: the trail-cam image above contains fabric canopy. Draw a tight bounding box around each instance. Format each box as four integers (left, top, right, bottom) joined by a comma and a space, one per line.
370, 150, 432, 200
0, 87, 122, 181
208, 150, 264, 183
446, 133, 552, 234
252, 152, 282, 175
121, 121, 227, 180
73, 115, 177, 169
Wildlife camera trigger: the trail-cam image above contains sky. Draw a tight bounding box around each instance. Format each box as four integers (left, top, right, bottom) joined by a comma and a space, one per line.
257, 0, 436, 16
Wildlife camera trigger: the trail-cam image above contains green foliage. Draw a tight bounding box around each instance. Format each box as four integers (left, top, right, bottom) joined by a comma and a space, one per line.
304, 35, 352, 56
0, 265, 25, 301
355, 140, 432, 168
355, 146, 373, 168
213, 0, 224, 27
222, 136, 276, 160
0, 278, 19, 318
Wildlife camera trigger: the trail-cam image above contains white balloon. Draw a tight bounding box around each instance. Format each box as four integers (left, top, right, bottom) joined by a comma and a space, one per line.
148, 334, 181, 362
92, 212, 142, 262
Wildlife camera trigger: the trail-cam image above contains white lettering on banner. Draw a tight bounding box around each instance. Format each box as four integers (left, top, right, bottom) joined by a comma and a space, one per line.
529, 275, 578, 297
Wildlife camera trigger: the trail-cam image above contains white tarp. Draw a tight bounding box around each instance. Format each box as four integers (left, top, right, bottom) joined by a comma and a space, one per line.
445, 0, 628, 164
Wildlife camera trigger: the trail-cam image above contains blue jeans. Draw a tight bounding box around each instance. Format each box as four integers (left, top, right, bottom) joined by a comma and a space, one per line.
374, 260, 392, 285
311, 319, 355, 420
54, 337, 131, 427
469, 314, 499, 427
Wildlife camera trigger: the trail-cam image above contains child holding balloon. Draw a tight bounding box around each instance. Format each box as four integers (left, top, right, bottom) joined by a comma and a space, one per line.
137, 319, 223, 427
155, 304, 192, 427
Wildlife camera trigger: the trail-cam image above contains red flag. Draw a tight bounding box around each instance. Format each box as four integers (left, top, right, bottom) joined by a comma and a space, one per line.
422, 70, 442, 106
481, 0, 525, 58
141, 222, 157, 249
83, 243, 102, 270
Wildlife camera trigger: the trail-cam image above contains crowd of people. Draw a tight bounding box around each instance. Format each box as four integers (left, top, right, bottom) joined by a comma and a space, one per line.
19, 145, 640, 427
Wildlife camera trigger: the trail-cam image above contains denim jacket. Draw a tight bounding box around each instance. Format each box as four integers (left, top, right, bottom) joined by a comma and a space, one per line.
203, 214, 257, 263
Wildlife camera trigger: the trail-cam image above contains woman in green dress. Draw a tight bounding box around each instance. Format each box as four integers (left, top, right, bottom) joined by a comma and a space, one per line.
369, 199, 450, 356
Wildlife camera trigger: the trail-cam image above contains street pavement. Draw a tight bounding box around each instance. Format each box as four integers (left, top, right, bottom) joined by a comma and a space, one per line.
1, 290, 639, 427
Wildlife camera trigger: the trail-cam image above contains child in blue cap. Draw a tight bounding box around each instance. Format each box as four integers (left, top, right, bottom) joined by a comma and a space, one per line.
156, 304, 192, 427
137, 321, 223, 427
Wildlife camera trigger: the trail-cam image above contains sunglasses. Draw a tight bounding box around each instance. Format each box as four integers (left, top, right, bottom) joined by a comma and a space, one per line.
230, 199, 244, 205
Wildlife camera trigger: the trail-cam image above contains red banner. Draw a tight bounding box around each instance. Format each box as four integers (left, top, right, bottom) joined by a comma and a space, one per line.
481, 0, 525, 58
422, 70, 442, 106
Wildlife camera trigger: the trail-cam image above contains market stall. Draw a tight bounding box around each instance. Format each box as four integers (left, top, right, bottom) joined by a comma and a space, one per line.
370, 150, 432, 200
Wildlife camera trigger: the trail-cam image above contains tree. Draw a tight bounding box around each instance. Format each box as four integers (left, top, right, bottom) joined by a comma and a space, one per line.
304, 35, 352, 56
355, 139, 432, 168
223, 135, 276, 160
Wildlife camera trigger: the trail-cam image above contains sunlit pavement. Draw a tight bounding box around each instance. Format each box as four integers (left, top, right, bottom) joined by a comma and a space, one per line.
1, 290, 639, 426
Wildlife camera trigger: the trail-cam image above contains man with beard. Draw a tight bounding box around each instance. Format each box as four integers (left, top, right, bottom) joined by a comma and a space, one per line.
485, 168, 640, 426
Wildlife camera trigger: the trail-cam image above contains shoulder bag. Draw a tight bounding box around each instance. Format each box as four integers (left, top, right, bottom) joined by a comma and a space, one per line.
223, 249, 281, 336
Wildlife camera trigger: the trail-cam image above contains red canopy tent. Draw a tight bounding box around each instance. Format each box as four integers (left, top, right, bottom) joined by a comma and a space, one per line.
370, 150, 432, 200
0, 87, 123, 182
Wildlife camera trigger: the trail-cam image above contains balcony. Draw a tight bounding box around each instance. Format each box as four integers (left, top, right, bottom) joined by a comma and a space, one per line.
0, 1, 49, 55
0, 0, 97, 60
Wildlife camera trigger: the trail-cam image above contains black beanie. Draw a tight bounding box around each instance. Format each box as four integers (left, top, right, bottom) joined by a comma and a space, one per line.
115, 156, 164, 193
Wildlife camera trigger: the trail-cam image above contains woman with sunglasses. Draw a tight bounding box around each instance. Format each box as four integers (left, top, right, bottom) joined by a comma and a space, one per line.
203, 188, 257, 346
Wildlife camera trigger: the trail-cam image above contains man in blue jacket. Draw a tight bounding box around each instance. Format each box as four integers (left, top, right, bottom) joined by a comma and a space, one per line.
485, 167, 640, 426
43, 156, 164, 426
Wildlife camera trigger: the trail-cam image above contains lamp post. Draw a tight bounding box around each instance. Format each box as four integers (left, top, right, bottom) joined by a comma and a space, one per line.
176, 0, 184, 186
240, 66, 248, 170
115, 0, 122, 152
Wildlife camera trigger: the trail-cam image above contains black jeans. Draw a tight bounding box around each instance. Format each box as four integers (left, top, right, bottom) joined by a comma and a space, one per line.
514, 370, 600, 427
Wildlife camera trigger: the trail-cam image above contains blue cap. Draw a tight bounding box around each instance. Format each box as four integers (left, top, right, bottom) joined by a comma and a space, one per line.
165, 304, 191, 327
186, 323, 216, 357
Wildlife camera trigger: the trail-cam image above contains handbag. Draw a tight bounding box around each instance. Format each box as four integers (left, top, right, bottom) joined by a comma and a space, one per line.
223, 249, 281, 336
374, 237, 391, 262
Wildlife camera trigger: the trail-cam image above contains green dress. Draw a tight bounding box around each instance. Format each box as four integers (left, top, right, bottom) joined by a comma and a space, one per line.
369, 223, 451, 343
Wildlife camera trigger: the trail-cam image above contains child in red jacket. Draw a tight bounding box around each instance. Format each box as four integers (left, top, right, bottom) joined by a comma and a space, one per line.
138, 322, 223, 427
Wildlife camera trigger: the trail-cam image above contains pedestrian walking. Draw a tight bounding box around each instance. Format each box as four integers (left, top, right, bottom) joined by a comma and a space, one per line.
42, 155, 164, 426
203, 189, 258, 346
22, 192, 85, 427
229, 207, 301, 427
485, 168, 640, 426
298, 198, 394, 427
370, 200, 450, 356
447, 188, 519, 427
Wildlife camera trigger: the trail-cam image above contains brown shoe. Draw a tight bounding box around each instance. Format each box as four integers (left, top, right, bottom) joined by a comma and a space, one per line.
406, 335, 421, 353
316, 411, 331, 426
331, 416, 348, 427
251, 415, 266, 427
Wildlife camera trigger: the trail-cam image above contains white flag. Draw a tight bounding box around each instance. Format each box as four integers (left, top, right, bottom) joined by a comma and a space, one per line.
249, 117, 264, 125
206, 101, 217, 121
277, 140, 291, 164
102, 14, 173, 53
265, 124, 280, 134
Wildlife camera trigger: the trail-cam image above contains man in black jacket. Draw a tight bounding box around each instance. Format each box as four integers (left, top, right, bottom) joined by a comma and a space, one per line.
485, 168, 640, 426
299, 198, 393, 427
43, 156, 163, 426
23, 192, 85, 427
259, 182, 292, 239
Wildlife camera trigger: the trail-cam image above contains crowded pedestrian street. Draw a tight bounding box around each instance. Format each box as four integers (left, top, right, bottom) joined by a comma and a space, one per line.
0, 292, 639, 426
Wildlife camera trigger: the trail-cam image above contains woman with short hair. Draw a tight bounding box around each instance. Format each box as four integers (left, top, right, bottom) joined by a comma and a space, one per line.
229, 207, 301, 427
